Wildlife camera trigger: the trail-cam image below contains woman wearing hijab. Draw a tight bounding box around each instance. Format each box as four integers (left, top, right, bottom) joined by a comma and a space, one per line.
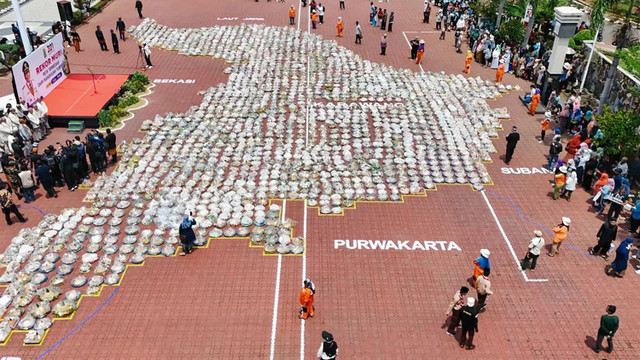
594, 178, 615, 215
178, 213, 197, 255
529, 88, 540, 116
502, 47, 511, 72
464, 49, 473, 74
491, 45, 501, 69
563, 134, 581, 162
582, 154, 598, 190
607, 238, 634, 277
575, 143, 591, 182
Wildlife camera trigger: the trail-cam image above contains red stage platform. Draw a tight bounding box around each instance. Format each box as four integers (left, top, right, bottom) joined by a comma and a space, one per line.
44, 73, 129, 127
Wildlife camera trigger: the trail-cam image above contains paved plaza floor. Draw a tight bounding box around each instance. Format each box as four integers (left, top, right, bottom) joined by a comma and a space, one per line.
0, 0, 639, 359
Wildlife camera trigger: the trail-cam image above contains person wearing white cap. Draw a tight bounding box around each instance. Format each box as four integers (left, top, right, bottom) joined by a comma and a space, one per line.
495, 59, 505, 83
539, 111, 551, 143
548, 217, 570, 257
459, 297, 479, 350
521, 230, 545, 271
472, 249, 490, 287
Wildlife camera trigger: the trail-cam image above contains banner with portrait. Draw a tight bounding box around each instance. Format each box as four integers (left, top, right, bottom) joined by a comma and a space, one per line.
12, 33, 70, 108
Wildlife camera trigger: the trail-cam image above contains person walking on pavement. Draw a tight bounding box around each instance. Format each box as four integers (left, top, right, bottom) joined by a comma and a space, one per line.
472, 249, 490, 287
416, 39, 425, 64
410, 37, 419, 60
299, 279, 315, 319
95, 26, 108, 51
521, 230, 545, 271
607, 237, 633, 277
459, 297, 479, 350
547, 135, 562, 171
317, 331, 338, 359
590, 218, 617, 259
135, 0, 144, 19
380, 9, 387, 31
475, 268, 493, 311
71, 28, 81, 52
339, 0, 344, 10
593, 305, 619, 354
0, 182, 27, 225
311, 10, 318, 30
289, 6, 296, 25
116, 17, 126, 41
387, 12, 394, 32
539, 111, 550, 142
142, 43, 153, 68
548, 217, 570, 257
336, 17, 344, 37
355, 21, 362, 44
504, 126, 520, 165
464, 49, 472, 74
380, 34, 387, 55
561, 167, 577, 201
445, 286, 469, 336
317, 3, 325, 24
423, 1, 431, 23
110, 29, 119, 54
553, 166, 567, 200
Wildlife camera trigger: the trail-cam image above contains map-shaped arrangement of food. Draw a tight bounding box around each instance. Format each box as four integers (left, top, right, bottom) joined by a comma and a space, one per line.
0, 19, 512, 344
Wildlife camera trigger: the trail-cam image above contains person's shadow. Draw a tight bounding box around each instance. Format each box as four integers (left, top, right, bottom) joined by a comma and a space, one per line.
584, 335, 596, 350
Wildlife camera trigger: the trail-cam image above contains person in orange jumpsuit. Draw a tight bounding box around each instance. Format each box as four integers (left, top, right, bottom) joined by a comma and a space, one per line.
472, 249, 490, 288
464, 49, 472, 74
311, 10, 318, 29
298, 279, 316, 319
529, 88, 540, 115
336, 17, 344, 37
288, 6, 296, 26
495, 59, 505, 83
548, 217, 570, 257
416, 39, 425, 64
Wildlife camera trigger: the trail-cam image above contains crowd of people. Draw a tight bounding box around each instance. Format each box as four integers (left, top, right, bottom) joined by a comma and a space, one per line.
0, 126, 117, 223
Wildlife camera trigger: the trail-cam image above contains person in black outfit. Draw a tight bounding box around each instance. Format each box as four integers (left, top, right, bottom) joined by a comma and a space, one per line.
34, 161, 57, 198
44, 146, 64, 187
317, 331, 338, 359
116, 17, 126, 41
582, 154, 598, 190
135, 0, 144, 19
105, 128, 117, 163
60, 145, 78, 191
178, 213, 196, 255
409, 37, 419, 60
504, 126, 520, 165
95, 26, 108, 51
590, 218, 618, 259
110, 29, 119, 54
459, 297, 479, 350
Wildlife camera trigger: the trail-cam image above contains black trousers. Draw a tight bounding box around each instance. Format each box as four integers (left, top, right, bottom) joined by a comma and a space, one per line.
607, 203, 623, 221
137, 8, 143, 18
319, 15, 324, 24
477, 293, 488, 308
119, 30, 125, 41
424, 13, 430, 23
388, 22, 393, 32
63, 169, 77, 189
144, 54, 153, 67
181, 241, 193, 254
459, 327, 475, 347
339, 1, 344, 9
595, 330, 613, 352
521, 252, 539, 270
98, 40, 108, 51
41, 179, 57, 198
446, 308, 461, 333
381, 46, 386, 55
2, 204, 25, 224
355, 34, 362, 44
113, 42, 119, 53
411, 47, 418, 60
505, 146, 515, 163
631, 217, 640, 233
593, 240, 613, 256
436, 21, 441, 30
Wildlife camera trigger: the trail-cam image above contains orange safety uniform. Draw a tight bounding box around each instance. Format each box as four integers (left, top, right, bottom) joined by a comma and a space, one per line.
311, 13, 318, 23
472, 261, 484, 287
299, 287, 314, 319
464, 50, 472, 74
529, 93, 540, 115
541, 118, 549, 131
337, 20, 344, 37
289, 9, 296, 18
495, 63, 505, 83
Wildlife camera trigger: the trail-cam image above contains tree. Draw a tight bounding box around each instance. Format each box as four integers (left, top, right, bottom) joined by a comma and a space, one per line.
591, 0, 636, 114
521, 0, 538, 48
498, 19, 525, 45
496, 0, 506, 30
593, 106, 640, 156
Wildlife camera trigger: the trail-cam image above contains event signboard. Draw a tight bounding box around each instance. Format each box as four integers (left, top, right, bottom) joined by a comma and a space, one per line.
12, 33, 70, 107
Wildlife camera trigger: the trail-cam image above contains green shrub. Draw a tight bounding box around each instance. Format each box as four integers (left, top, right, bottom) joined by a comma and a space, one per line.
130, 72, 150, 85
98, 109, 115, 128
497, 19, 524, 45
118, 95, 139, 108
71, 10, 84, 26
593, 106, 640, 157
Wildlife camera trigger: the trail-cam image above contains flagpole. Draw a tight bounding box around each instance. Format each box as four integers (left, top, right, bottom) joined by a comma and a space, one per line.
11, 0, 32, 55
579, 27, 599, 93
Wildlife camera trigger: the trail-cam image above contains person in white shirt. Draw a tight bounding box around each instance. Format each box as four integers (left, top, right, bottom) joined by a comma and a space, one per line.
317, 331, 338, 359
142, 43, 153, 68
17, 164, 36, 203
35, 98, 50, 130
27, 109, 42, 142
521, 230, 545, 271
317, 3, 325, 24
